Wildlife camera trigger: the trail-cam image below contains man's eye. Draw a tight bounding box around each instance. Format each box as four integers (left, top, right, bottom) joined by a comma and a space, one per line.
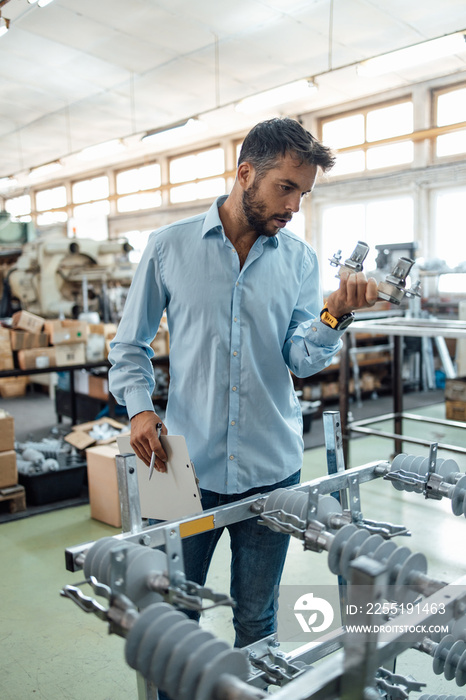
281, 185, 291, 192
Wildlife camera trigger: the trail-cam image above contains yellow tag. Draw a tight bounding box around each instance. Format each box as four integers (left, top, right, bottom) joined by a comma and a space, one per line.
179, 514, 215, 538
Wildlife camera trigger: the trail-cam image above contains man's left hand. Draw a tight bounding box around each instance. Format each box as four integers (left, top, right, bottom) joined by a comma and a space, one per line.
326, 269, 379, 317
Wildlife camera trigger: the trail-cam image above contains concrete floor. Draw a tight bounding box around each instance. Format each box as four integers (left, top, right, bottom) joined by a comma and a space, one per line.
0, 395, 465, 699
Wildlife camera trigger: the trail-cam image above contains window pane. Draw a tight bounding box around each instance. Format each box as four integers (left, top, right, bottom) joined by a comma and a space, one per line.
322, 114, 364, 149
366, 102, 413, 141
5, 194, 31, 217
37, 211, 68, 226
321, 198, 414, 291
330, 150, 365, 177
36, 186, 67, 211
367, 141, 413, 170
117, 164, 161, 194
437, 87, 466, 126
117, 191, 162, 212
434, 189, 466, 267
73, 200, 110, 219
196, 177, 226, 200
436, 129, 466, 157
170, 148, 225, 184
72, 176, 109, 203
170, 182, 197, 203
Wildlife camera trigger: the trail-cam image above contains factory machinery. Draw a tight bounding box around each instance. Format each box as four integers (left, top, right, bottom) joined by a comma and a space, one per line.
62, 413, 466, 700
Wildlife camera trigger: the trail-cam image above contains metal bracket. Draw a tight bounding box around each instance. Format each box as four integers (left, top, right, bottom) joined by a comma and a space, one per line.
329, 241, 370, 276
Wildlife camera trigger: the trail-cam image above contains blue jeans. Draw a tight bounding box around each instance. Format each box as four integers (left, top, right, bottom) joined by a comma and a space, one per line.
156, 470, 300, 700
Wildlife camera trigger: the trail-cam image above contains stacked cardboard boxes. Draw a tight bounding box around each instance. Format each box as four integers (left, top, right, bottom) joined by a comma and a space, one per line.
445, 377, 466, 423
0, 410, 18, 489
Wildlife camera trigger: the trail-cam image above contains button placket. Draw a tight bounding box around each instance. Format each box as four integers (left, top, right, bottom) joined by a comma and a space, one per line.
227, 269, 242, 475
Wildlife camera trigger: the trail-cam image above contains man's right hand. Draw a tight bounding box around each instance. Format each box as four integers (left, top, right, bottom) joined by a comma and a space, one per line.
130, 410, 168, 471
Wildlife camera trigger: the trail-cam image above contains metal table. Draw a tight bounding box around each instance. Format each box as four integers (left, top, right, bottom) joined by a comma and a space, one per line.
338, 317, 466, 462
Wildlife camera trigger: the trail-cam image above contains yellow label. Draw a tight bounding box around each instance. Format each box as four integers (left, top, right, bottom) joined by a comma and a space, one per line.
179, 515, 215, 538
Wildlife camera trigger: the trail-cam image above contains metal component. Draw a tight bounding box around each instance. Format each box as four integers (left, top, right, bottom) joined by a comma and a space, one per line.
375, 668, 426, 699
323, 410, 349, 511
377, 257, 420, 305
330, 240, 370, 276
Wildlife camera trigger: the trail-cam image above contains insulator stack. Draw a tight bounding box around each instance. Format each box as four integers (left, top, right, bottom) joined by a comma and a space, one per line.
124, 602, 249, 700
262, 488, 342, 528
83, 536, 167, 609
431, 634, 466, 687
327, 523, 427, 603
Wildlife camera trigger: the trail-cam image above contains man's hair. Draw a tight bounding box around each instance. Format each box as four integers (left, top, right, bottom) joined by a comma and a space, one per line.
237, 117, 335, 180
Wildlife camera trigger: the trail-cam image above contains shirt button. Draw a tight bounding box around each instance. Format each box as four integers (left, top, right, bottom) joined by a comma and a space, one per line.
232, 386, 237, 391
233, 351, 238, 356
312, 326, 317, 332
231, 420, 236, 426
236, 282, 239, 287
234, 317, 238, 322
229, 455, 234, 460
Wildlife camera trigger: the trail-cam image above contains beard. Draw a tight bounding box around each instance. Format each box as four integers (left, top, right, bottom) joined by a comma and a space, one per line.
241, 183, 291, 238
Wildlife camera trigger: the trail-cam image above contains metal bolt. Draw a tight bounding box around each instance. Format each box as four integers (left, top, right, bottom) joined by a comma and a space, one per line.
139, 534, 151, 546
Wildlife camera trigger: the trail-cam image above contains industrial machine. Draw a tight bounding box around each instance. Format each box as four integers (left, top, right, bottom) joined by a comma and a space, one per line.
1, 231, 135, 320
62, 413, 466, 700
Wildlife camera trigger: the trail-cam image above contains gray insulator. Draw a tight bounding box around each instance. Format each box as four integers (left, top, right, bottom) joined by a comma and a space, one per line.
42, 458, 60, 472
263, 488, 342, 527
125, 602, 249, 700
326, 523, 427, 603
17, 439, 64, 460
83, 536, 167, 610
21, 447, 45, 464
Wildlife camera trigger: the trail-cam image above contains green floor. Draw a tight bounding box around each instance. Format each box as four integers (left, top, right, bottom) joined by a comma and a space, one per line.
1, 403, 465, 699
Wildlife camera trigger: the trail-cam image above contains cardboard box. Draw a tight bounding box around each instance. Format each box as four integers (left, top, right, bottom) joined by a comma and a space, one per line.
446, 400, 466, 423
55, 343, 86, 366
12, 310, 45, 334
88, 323, 117, 360
17, 343, 86, 370
9, 329, 49, 351
88, 374, 108, 401
0, 450, 18, 489
0, 377, 29, 398
445, 377, 466, 403
17, 346, 56, 370
65, 417, 128, 450
43, 319, 88, 345
0, 327, 14, 370
86, 443, 121, 527
0, 411, 14, 451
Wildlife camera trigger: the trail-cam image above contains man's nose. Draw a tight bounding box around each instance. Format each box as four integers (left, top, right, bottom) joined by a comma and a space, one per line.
285, 192, 301, 213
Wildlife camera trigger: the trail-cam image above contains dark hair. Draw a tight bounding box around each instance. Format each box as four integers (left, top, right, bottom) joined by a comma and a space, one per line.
238, 117, 335, 179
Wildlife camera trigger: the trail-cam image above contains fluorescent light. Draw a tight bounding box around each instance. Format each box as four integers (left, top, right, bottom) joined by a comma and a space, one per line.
358, 32, 466, 77
235, 79, 317, 114
0, 15, 10, 37
38, 0, 55, 7
142, 118, 207, 145
27, 0, 39, 4
28, 161, 63, 179
77, 139, 125, 161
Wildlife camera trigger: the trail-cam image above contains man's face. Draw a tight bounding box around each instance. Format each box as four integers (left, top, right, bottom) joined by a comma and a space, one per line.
241, 153, 318, 237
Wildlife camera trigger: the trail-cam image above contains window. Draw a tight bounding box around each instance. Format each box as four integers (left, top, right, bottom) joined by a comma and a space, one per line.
169, 147, 226, 203
36, 211, 68, 226
433, 188, 466, 269
116, 164, 161, 194
72, 176, 109, 204
320, 196, 414, 292
36, 186, 67, 212
5, 194, 31, 219
435, 85, 466, 158
321, 100, 414, 176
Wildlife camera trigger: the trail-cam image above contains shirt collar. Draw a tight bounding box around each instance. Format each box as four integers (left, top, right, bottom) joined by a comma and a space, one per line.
201, 194, 279, 248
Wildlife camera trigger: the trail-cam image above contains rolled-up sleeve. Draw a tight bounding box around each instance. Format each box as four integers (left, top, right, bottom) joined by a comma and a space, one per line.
108, 233, 167, 419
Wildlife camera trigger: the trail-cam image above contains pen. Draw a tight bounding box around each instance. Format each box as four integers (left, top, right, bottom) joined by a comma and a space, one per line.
149, 422, 163, 481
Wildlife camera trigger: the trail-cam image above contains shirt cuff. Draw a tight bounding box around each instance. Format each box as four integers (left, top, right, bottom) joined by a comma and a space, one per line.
304, 319, 345, 348
124, 388, 155, 420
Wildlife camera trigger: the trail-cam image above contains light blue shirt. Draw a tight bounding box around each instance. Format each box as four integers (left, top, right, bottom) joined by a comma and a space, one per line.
109, 195, 343, 494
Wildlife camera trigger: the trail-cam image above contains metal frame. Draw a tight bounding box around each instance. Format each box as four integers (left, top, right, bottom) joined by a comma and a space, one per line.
339, 318, 466, 463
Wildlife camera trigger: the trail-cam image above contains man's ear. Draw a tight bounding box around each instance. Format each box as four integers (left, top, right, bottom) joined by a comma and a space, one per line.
237, 161, 255, 190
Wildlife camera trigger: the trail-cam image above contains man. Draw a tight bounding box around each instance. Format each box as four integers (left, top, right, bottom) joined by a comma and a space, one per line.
109, 117, 377, 658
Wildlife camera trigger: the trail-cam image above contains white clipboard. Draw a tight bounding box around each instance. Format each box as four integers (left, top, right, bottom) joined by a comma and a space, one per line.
116, 434, 203, 521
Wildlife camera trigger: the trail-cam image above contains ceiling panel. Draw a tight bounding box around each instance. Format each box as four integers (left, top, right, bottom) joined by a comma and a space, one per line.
0, 0, 464, 182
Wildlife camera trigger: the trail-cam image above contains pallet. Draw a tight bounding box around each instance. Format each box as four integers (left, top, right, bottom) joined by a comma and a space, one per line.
0, 485, 27, 514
